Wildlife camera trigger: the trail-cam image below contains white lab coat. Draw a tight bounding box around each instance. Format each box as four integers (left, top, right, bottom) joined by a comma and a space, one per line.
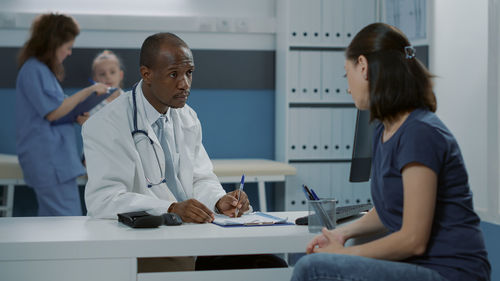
82, 80, 226, 218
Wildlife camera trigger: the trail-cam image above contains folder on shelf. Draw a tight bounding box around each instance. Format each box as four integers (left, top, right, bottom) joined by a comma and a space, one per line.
299, 52, 310, 101
289, 51, 300, 102
331, 51, 347, 99
289, 0, 303, 44
212, 212, 292, 227
321, 0, 343, 46
309, 110, 322, 159
319, 108, 333, 159
332, 108, 343, 159
288, 108, 299, 159
309, 51, 322, 102
52, 88, 117, 125
341, 108, 357, 159
321, 51, 335, 102
298, 107, 309, 158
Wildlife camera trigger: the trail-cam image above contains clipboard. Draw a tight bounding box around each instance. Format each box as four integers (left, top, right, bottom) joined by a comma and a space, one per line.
52, 87, 117, 125
212, 212, 293, 227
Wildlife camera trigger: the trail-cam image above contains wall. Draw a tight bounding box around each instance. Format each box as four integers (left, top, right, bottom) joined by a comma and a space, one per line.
0, 0, 276, 50
432, 0, 499, 279
432, 0, 491, 219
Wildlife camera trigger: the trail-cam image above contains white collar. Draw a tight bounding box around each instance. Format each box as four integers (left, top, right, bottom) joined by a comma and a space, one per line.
138, 81, 172, 127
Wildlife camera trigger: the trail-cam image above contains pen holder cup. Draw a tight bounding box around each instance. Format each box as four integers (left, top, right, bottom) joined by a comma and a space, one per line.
308, 199, 336, 233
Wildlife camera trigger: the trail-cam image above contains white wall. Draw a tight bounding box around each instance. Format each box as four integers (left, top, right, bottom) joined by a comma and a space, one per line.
497, 0, 500, 222
0, 0, 276, 17
0, 0, 276, 50
432, 0, 499, 223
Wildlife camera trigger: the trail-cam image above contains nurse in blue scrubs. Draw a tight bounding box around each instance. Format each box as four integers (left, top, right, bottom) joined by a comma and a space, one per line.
16, 13, 108, 216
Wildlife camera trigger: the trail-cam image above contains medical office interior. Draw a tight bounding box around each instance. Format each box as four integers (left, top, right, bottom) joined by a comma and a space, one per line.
0, 0, 499, 279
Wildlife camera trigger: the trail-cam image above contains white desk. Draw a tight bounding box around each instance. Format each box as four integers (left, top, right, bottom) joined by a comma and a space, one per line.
0, 211, 312, 281
0, 154, 296, 216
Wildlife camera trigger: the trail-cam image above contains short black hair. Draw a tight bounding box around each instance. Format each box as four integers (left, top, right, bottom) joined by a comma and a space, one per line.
346, 23, 435, 122
139, 32, 189, 69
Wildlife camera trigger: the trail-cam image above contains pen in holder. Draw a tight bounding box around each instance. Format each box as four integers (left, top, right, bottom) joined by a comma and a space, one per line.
307, 198, 336, 233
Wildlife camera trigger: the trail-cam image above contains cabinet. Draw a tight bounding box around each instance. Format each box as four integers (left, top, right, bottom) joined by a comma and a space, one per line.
276, 0, 377, 211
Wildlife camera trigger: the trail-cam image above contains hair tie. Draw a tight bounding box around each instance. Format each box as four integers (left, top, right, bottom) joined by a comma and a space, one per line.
404, 46, 416, 59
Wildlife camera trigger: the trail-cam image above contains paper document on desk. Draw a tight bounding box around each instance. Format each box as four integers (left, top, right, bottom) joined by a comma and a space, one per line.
213, 212, 291, 227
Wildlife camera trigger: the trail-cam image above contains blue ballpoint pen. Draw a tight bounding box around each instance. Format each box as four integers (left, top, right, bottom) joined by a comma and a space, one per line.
303, 185, 334, 229
235, 174, 245, 217
310, 188, 320, 200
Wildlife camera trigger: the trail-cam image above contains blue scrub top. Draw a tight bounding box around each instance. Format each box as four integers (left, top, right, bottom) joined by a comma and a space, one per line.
16, 57, 85, 187
371, 108, 490, 281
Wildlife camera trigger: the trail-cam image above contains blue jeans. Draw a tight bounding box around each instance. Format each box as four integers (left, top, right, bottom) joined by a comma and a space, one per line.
291, 253, 448, 281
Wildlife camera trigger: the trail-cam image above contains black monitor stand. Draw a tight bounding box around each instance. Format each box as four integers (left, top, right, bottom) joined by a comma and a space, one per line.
349, 110, 376, 182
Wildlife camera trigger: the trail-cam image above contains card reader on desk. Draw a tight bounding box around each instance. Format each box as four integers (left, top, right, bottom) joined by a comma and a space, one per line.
295, 203, 372, 225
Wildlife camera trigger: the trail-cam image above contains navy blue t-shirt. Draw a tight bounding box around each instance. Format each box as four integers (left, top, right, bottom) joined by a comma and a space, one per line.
371, 108, 490, 281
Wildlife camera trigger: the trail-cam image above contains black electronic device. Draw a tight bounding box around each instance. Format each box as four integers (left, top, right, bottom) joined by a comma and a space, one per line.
295, 215, 308, 225
349, 110, 377, 182
162, 213, 183, 226
117, 211, 164, 228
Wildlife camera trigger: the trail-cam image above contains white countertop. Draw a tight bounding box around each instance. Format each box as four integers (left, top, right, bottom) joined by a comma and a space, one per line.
0, 154, 295, 180
0, 211, 311, 260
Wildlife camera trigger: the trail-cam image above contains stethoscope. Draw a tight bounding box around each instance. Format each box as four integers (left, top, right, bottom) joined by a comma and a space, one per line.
130, 83, 167, 188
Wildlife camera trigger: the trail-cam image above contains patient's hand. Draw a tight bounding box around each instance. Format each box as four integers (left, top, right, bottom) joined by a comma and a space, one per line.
306, 228, 348, 254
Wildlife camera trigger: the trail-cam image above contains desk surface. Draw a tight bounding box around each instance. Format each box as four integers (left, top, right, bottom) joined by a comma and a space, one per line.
0, 154, 22, 179
211, 159, 296, 177
0, 212, 311, 261
0, 154, 295, 180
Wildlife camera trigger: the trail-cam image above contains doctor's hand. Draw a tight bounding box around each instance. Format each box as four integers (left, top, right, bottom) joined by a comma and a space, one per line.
169, 199, 214, 223
216, 190, 250, 217
306, 228, 347, 254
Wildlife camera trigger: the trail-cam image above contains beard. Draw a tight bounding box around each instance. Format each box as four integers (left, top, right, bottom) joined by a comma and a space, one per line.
166, 91, 190, 109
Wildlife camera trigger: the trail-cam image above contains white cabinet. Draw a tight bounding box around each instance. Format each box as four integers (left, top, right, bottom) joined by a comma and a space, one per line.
276, 0, 376, 210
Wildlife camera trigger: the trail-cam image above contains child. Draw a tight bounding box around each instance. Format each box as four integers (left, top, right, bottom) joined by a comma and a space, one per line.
88, 50, 125, 115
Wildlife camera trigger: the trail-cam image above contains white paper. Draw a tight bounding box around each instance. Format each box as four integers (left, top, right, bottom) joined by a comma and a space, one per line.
213, 212, 288, 226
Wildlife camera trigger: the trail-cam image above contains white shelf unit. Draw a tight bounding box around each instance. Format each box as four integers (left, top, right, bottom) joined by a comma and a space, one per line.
276, 0, 378, 211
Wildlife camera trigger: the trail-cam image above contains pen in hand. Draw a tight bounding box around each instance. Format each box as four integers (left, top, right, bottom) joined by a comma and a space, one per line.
235, 174, 245, 217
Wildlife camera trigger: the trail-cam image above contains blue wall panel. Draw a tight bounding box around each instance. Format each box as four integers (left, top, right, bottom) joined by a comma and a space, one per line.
0, 89, 16, 154
188, 89, 275, 159
2, 86, 277, 214
0, 88, 276, 157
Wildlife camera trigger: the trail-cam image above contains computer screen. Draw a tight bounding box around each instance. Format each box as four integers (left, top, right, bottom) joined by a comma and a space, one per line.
349, 109, 376, 182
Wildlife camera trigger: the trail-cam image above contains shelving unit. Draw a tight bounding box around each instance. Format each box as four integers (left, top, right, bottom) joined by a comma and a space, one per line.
276, 0, 430, 211
275, 0, 378, 211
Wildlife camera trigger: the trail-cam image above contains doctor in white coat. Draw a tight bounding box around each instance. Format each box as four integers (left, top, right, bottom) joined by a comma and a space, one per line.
82, 32, 249, 222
